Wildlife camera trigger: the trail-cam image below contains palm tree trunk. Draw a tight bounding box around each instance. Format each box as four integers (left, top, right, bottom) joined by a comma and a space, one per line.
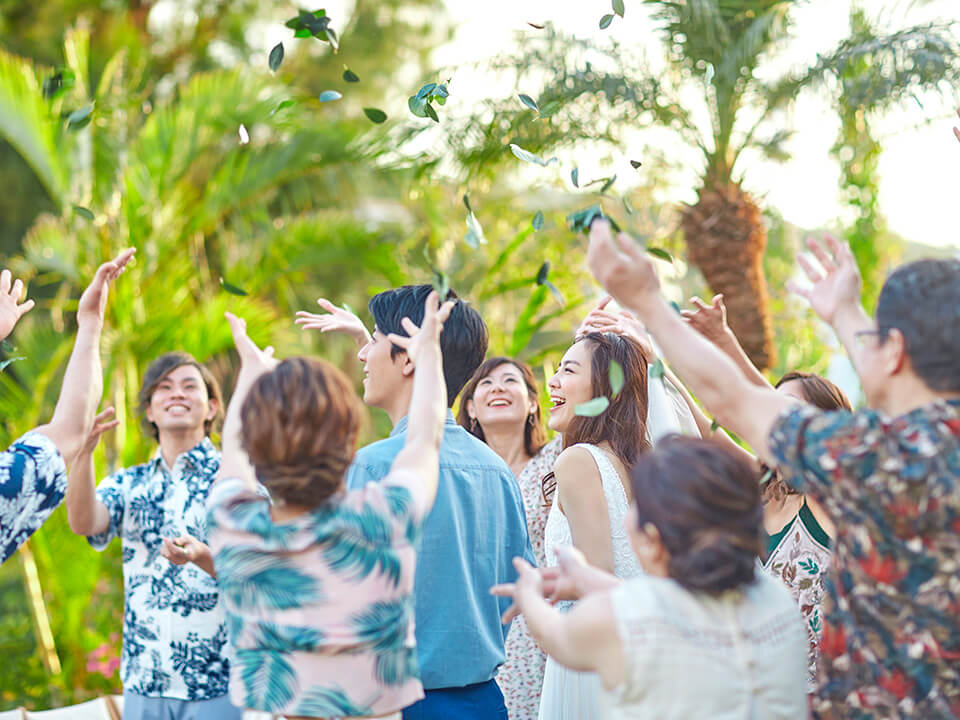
681, 180, 775, 370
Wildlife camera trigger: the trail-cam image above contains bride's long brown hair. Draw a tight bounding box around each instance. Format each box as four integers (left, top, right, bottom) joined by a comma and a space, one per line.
542, 332, 651, 503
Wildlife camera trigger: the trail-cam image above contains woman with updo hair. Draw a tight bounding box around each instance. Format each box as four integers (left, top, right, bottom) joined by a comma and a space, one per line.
494, 436, 808, 719
206, 296, 454, 720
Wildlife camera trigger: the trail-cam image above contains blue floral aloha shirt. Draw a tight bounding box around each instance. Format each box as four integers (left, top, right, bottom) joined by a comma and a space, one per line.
0, 432, 67, 564
769, 400, 960, 719
88, 438, 231, 700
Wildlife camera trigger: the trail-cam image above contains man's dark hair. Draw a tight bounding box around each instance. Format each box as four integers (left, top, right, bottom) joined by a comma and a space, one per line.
137, 352, 224, 441
876, 258, 960, 393
369, 284, 488, 407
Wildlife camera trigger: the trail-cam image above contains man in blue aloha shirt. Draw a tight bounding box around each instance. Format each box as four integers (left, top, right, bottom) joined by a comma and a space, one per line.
1, 251, 135, 566
66, 351, 240, 719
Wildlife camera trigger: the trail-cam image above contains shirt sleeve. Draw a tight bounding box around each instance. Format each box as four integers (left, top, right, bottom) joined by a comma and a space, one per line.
205, 477, 271, 554
0, 432, 67, 564
768, 404, 882, 501
87, 471, 128, 551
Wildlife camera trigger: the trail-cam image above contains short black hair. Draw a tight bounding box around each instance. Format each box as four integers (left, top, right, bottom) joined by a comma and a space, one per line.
369, 284, 488, 407
876, 258, 960, 393
137, 352, 224, 441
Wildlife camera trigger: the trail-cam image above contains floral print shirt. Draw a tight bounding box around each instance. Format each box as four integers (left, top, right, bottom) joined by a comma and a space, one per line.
88, 438, 230, 700
0, 432, 67, 564
769, 400, 960, 719
206, 468, 429, 717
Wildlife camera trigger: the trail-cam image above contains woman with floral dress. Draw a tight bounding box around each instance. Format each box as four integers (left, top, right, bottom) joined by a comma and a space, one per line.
458, 357, 560, 720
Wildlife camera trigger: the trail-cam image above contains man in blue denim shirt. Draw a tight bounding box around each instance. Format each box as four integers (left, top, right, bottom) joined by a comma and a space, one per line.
343, 285, 534, 720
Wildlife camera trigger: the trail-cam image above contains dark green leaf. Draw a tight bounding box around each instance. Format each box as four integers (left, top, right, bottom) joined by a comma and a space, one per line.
424, 102, 440, 123
416, 83, 437, 100
535, 261, 550, 285
73, 205, 94, 221
649, 358, 665, 380
220, 278, 249, 296
571, 167, 579, 187
463, 194, 473, 213
363, 108, 387, 124
599, 175, 617, 194
566, 204, 619, 233
575, 396, 610, 417
271, 99, 297, 115
646, 247, 673, 263
269, 42, 284, 72
66, 104, 93, 130
609, 360, 625, 396
532, 210, 545, 231
509, 144, 557, 167
0, 339, 13, 352
294, 27, 312, 38
323, 27, 338, 51
630, 159, 642, 169
710, 418, 720, 432
527, 22, 545, 29
0, 357, 25, 373
623, 196, 635, 215
670, 300, 682, 314
343, 68, 360, 83
599, 14, 614, 29
318, 90, 342, 102
612, 0, 625, 17
518, 94, 539, 113
408, 95, 428, 117
433, 84, 449, 99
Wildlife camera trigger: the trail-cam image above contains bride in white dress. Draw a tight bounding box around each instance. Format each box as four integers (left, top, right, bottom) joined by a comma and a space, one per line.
537, 331, 648, 720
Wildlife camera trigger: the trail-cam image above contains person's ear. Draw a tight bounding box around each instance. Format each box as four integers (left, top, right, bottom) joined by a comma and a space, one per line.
399, 351, 416, 378
206, 396, 219, 421
466, 397, 477, 421
881, 328, 908, 377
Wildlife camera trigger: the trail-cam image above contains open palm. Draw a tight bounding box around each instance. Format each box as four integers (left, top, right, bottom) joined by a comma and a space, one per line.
787, 235, 863, 326
0, 269, 35, 342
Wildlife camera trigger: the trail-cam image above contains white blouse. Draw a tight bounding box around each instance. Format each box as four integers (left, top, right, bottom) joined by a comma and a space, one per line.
604, 571, 808, 720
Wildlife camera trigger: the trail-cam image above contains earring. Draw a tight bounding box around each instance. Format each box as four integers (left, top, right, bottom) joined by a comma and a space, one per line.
470, 417, 478, 433
527, 413, 535, 426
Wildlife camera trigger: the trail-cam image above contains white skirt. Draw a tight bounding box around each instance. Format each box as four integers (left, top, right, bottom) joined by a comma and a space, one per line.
537, 656, 610, 720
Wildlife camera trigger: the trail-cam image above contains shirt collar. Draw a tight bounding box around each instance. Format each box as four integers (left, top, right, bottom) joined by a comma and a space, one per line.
389, 409, 457, 437
151, 437, 217, 474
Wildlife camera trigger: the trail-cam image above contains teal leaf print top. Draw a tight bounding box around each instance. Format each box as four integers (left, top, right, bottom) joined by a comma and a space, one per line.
206, 470, 428, 716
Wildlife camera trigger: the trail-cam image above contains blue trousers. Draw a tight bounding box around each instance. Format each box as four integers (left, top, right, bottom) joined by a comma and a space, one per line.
402, 679, 508, 720
122, 692, 242, 720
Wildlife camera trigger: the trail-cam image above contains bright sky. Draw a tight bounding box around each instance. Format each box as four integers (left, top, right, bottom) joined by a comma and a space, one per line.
436, 0, 960, 250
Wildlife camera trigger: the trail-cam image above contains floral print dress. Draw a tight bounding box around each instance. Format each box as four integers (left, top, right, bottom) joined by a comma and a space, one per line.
496, 437, 562, 720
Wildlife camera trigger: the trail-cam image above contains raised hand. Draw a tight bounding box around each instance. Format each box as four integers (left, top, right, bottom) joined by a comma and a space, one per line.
681, 294, 728, 345
786, 234, 863, 327
0, 269, 36, 342
385, 292, 456, 366
79, 407, 121, 456
226, 312, 278, 384
587, 219, 660, 313
295, 298, 371, 345
77, 249, 136, 325
576, 295, 656, 358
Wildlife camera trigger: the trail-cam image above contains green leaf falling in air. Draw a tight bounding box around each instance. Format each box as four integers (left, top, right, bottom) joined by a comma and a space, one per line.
220, 278, 249, 296
599, 14, 614, 29
518, 94, 539, 113
612, 0, 625, 17
318, 90, 342, 102
649, 358, 665, 380
759, 468, 775, 485
566, 204, 621, 234
630, 159, 642, 169
599, 175, 617, 194
609, 360, 625, 397
363, 108, 387, 123
575, 396, 610, 417
465, 212, 486, 248
535, 261, 550, 285
0, 339, 13, 352
532, 210, 545, 231
269, 42, 284, 72
343, 67, 360, 83
424, 103, 440, 123
462, 193, 473, 213
571, 167, 579, 187
669, 300, 682, 314
509, 144, 557, 167
623, 196, 635, 215
646, 247, 673, 263
528, 22, 545, 29
42, 68, 75, 100
66, 104, 93, 130
0, 357, 26, 373
710, 418, 720, 432
271, 99, 297, 115
73, 205, 94, 221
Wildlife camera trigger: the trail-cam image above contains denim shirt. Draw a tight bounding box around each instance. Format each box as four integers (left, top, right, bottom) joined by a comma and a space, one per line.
346, 411, 535, 690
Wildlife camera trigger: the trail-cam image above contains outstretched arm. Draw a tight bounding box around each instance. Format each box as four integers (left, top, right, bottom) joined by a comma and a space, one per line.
682, 294, 770, 389
33, 249, 135, 467
295, 298, 372, 347
66, 408, 119, 536
0, 269, 35, 343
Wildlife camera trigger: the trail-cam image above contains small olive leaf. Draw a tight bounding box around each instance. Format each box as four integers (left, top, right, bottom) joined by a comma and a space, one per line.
408, 95, 428, 117
609, 360, 625, 397
323, 27, 338, 51
463, 194, 473, 213
623, 196, 635, 215
0, 339, 13, 352
363, 108, 387, 123
509, 144, 557, 167
433, 84, 449, 99
42, 72, 62, 100
538, 100, 561, 118
465, 212, 486, 248
220, 278, 249, 296
294, 27, 312, 38
432, 268, 450, 299
599, 14, 614, 29
630, 160, 642, 169
527, 22, 545, 29
270, 99, 297, 115
318, 90, 342, 102
575, 396, 610, 417
612, 0, 625, 17
669, 300, 682, 314
0, 357, 26, 373
649, 358, 665, 380
545, 280, 565, 307
599, 175, 617, 194
518, 94, 539, 113
710, 418, 720, 432
571, 167, 579, 187
566, 204, 612, 233
73, 205, 94, 221
416, 82, 437, 100
343, 67, 360, 82
535, 261, 550, 285
424, 102, 440, 123
66, 104, 93, 130
269, 42, 284, 72
532, 210, 545, 231
646, 247, 673, 263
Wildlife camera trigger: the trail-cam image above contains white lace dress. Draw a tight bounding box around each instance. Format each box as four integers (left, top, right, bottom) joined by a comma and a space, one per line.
538, 443, 643, 720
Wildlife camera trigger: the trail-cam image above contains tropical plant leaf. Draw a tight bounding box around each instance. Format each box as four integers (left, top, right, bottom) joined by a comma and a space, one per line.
575, 396, 610, 416
269, 43, 284, 72
532, 210, 545, 231
295, 686, 374, 717
509, 143, 557, 167
649, 358, 665, 380
73, 205, 94, 220
518, 94, 539, 113
220, 278, 249, 296
646, 247, 673, 262
342, 68, 360, 83
320, 507, 403, 585
318, 90, 342, 102
251, 622, 325, 652
363, 108, 387, 123
237, 649, 297, 712
599, 14, 614, 29
216, 549, 322, 610
609, 360, 624, 397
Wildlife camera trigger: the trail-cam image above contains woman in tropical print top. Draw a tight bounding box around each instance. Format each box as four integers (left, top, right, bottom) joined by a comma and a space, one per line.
207, 294, 455, 719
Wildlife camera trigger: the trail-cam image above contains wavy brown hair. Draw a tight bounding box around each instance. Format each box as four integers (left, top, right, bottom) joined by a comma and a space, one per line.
240, 357, 366, 508
543, 332, 650, 501
457, 357, 547, 458
763, 371, 852, 502
632, 436, 764, 593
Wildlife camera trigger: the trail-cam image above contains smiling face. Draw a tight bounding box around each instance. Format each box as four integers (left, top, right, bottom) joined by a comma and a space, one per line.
466, 362, 536, 433
357, 329, 410, 411
546, 340, 595, 434
144, 364, 218, 439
